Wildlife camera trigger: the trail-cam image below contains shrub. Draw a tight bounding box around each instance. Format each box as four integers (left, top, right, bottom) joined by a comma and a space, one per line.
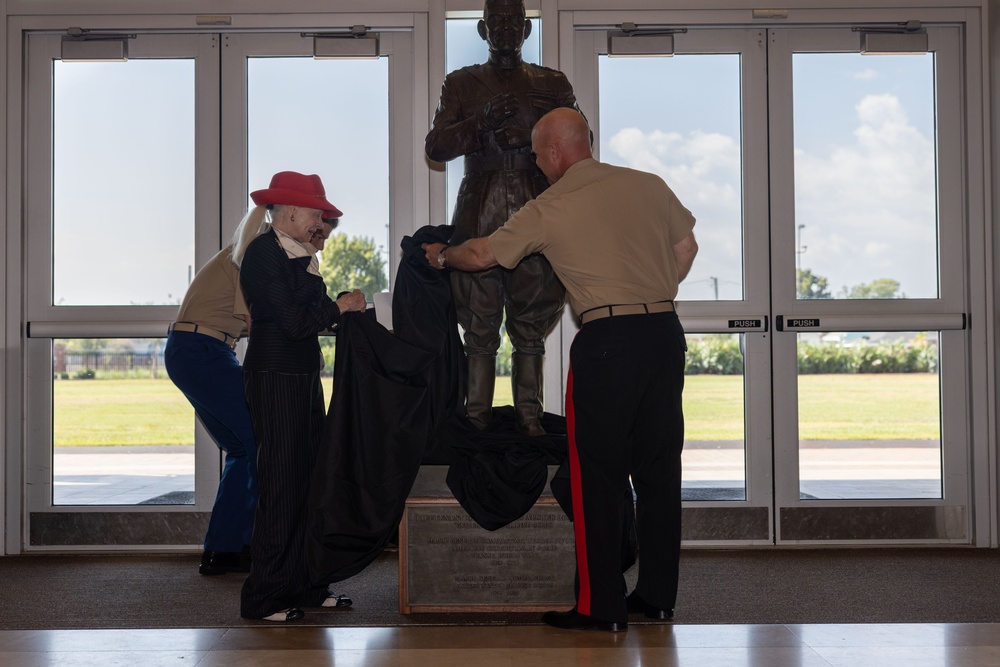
686, 337, 937, 375
686, 337, 744, 375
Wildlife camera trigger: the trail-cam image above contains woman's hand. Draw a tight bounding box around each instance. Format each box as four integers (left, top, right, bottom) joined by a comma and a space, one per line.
336, 289, 367, 314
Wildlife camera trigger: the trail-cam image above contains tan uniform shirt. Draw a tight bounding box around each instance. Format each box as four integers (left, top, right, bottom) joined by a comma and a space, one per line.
174, 245, 249, 340
488, 158, 696, 320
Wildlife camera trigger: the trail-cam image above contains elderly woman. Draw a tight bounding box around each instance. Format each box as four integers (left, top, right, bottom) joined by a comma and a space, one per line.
234, 171, 367, 622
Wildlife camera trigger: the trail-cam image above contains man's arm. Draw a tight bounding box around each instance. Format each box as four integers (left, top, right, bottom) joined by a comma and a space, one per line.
422, 238, 498, 272
672, 232, 698, 283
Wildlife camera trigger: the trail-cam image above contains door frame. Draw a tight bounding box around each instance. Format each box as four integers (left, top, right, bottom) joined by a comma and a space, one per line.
10, 16, 425, 553
562, 8, 994, 546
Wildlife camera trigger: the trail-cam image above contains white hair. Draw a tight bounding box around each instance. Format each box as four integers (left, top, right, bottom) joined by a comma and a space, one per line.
229, 206, 270, 267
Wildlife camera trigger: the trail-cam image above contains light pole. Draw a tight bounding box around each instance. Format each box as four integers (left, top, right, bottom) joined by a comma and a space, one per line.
796, 224, 807, 275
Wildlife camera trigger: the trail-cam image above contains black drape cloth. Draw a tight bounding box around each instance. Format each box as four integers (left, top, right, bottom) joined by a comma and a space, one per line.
306, 225, 569, 585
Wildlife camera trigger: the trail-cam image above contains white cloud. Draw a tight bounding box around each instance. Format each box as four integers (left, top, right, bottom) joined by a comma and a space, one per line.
794, 93, 938, 296
854, 68, 879, 81
603, 91, 939, 300
608, 128, 741, 211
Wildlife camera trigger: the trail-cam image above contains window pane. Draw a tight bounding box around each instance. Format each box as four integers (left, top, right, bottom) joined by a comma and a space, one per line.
793, 53, 938, 300
52, 338, 194, 506
797, 331, 942, 499
683, 333, 746, 501
53, 61, 195, 306
600, 55, 744, 301
247, 58, 390, 298
443, 17, 541, 222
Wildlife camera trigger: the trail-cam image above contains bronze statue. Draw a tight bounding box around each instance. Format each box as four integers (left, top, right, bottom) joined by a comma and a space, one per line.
425, 0, 578, 436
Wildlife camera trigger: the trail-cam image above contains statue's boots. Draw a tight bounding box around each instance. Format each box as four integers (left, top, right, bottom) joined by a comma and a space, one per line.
512, 352, 546, 437
466, 354, 496, 431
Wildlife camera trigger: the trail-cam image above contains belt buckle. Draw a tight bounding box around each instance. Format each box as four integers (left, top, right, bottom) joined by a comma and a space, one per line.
502, 153, 516, 171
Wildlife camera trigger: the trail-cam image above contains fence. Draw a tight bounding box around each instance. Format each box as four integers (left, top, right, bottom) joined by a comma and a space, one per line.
54, 345, 165, 379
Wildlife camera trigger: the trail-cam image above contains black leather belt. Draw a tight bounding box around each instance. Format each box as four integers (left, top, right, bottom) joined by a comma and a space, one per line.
168, 322, 240, 349
579, 301, 675, 325
464, 153, 536, 173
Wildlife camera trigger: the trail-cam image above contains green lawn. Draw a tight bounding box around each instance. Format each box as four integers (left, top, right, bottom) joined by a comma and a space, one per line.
52, 373, 940, 446
53, 378, 195, 446
682, 373, 940, 441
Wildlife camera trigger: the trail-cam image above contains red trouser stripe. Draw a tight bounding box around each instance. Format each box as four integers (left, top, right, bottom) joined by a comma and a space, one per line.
565, 365, 591, 615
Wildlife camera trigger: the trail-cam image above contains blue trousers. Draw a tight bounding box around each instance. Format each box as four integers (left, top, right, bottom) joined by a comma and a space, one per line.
165, 330, 258, 552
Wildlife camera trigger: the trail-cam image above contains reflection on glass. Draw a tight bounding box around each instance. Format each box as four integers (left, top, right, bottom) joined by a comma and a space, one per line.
52, 339, 193, 506
682, 333, 746, 501
53, 61, 195, 306
599, 55, 744, 301
443, 17, 541, 222
793, 53, 938, 300
797, 331, 942, 500
248, 58, 390, 298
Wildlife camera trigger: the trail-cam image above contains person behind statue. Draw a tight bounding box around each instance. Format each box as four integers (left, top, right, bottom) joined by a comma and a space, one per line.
235, 171, 368, 622
425, 0, 579, 437
422, 108, 699, 632
164, 239, 259, 577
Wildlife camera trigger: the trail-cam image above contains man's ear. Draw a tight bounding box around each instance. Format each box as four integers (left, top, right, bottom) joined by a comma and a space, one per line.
478, 19, 488, 41
523, 18, 532, 40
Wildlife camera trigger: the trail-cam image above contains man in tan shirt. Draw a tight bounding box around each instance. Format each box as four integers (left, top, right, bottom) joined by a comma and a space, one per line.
424, 107, 698, 632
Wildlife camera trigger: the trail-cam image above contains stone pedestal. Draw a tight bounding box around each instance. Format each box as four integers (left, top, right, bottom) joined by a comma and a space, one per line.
399, 466, 575, 613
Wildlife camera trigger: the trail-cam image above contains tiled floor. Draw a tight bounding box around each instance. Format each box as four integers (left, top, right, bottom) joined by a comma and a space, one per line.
2, 623, 1000, 666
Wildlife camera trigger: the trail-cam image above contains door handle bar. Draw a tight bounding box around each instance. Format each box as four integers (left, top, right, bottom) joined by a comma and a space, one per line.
775, 313, 966, 332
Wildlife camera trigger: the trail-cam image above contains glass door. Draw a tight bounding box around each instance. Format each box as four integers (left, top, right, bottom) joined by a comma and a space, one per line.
20, 26, 416, 551
768, 27, 970, 544
22, 32, 220, 550
219, 31, 415, 294
573, 27, 775, 544
571, 20, 978, 545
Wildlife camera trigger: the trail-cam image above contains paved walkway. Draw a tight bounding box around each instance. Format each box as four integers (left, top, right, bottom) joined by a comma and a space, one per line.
52, 442, 943, 505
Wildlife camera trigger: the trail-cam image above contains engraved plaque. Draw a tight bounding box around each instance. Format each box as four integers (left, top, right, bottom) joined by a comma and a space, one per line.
400, 499, 576, 613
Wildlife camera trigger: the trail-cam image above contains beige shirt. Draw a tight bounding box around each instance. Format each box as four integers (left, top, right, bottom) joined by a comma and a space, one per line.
489, 158, 696, 320
174, 245, 249, 340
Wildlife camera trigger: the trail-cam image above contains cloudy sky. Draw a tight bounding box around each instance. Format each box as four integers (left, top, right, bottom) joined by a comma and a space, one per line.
49, 28, 937, 306
600, 51, 937, 302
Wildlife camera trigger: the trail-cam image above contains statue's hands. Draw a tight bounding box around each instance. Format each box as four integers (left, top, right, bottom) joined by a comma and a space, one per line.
493, 125, 531, 149
480, 92, 518, 130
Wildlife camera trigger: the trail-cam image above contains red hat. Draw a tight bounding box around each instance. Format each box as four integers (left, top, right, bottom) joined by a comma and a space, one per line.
250, 171, 343, 219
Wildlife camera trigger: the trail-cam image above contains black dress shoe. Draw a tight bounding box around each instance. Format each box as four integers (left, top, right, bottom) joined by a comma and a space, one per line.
199, 550, 250, 575
625, 591, 674, 620
541, 609, 627, 633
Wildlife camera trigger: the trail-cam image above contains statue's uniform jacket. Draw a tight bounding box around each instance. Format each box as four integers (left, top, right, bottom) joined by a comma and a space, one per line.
425, 61, 578, 242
